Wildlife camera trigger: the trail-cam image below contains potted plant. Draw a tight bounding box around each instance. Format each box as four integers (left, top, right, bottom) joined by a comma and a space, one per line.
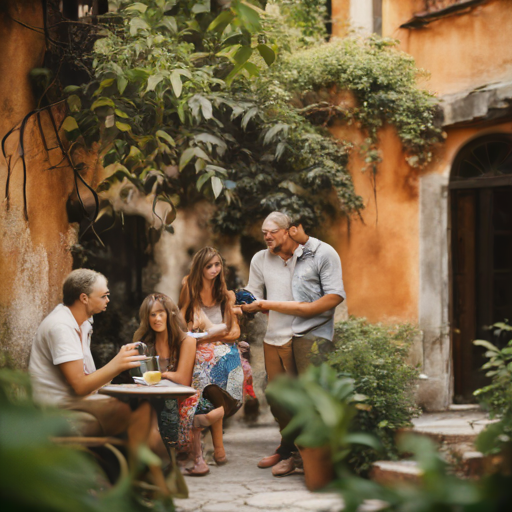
266, 363, 378, 491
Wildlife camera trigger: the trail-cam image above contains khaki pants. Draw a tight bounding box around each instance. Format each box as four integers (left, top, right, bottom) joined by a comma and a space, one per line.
264, 336, 333, 457
65, 394, 133, 437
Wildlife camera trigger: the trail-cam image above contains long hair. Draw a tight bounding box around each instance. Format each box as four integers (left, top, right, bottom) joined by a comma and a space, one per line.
133, 293, 186, 367
178, 247, 234, 330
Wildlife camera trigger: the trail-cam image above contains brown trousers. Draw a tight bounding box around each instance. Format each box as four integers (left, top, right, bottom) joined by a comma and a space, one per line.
264, 336, 333, 456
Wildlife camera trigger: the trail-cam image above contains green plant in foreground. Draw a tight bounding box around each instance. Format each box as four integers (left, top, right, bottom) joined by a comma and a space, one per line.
473, 323, 512, 417
0, 368, 174, 512
328, 318, 420, 474
334, 434, 485, 512
473, 323, 512, 455
265, 363, 379, 469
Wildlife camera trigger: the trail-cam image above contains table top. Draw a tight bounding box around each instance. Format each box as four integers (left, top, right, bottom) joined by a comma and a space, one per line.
99, 383, 196, 399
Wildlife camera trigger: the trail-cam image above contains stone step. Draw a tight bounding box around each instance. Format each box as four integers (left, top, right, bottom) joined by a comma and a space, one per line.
370, 460, 422, 486
410, 410, 494, 454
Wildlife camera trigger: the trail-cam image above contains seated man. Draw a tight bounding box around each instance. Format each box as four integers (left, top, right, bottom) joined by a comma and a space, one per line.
29, 269, 151, 451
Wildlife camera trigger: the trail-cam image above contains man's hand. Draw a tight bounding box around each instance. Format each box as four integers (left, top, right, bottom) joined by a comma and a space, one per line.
59, 344, 145, 397
241, 300, 267, 314
111, 344, 145, 373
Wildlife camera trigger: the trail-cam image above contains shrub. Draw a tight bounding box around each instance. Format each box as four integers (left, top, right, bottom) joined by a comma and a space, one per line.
473, 323, 512, 455
328, 317, 420, 474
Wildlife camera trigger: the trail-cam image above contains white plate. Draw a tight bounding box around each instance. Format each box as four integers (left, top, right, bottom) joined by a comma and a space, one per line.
187, 331, 208, 339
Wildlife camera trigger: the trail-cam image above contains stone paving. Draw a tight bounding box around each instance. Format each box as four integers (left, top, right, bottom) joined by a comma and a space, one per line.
174, 422, 345, 512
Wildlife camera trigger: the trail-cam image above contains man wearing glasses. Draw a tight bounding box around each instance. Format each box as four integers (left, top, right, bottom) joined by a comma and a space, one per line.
243, 211, 345, 477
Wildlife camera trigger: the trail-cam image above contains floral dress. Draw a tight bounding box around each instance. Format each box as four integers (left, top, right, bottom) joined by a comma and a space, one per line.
154, 305, 244, 454
191, 303, 244, 418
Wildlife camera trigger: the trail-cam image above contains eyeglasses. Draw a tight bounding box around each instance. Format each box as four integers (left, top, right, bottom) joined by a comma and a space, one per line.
261, 228, 286, 236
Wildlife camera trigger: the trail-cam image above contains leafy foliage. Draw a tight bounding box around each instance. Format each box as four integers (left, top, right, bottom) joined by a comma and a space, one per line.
0, 368, 174, 512
273, 36, 443, 169
473, 323, 512, 416
333, 434, 490, 512
473, 323, 512, 455
58, 0, 440, 239
266, 363, 378, 465
328, 317, 421, 475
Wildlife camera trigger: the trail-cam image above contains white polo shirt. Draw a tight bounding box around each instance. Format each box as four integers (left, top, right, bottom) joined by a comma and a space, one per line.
29, 304, 95, 406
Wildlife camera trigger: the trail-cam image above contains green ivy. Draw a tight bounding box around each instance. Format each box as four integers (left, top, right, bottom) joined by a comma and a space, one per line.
272, 36, 443, 169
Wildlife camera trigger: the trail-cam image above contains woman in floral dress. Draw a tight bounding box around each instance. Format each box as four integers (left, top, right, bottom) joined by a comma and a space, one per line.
179, 247, 244, 473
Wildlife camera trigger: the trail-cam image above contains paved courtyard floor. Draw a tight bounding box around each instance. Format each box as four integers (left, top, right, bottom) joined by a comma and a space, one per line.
174, 422, 345, 512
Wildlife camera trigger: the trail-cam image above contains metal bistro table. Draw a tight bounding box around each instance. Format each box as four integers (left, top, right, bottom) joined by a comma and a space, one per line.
99, 381, 196, 498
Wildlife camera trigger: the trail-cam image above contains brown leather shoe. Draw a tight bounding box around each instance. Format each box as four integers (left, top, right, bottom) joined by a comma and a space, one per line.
272, 456, 296, 477
257, 453, 282, 468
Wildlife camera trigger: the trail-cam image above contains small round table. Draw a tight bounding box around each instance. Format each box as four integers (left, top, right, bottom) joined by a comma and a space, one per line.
98, 383, 196, 400
99, 382, 196, 498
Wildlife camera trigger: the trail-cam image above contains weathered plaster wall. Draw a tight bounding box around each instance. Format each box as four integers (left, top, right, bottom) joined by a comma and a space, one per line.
0, 1, 102, 369
383, 0, 512, 96
330, 123, 420, 324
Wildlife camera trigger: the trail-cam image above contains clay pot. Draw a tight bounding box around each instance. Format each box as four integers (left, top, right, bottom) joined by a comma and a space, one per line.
298, 445, 335, 491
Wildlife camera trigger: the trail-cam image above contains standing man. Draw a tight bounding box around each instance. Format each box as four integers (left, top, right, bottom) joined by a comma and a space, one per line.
243, 212, 345, 477
29, 269, 151, 450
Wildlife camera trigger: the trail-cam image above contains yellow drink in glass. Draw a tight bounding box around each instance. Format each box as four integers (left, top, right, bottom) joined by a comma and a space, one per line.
143, 371, 162, 385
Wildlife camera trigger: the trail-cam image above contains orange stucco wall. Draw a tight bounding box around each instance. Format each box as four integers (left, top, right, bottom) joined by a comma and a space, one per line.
0, 1, 102, 368
329, 124, 420, 324
383, 0, 512, 96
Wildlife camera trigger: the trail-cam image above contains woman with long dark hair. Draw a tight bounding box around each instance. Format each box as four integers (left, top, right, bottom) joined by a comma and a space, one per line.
133, 293, 223, 476
179, 247, 244, 469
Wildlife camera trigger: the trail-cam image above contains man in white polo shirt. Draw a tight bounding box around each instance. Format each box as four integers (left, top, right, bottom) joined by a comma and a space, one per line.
244, 212, 345, 476
29, 269, 151, 446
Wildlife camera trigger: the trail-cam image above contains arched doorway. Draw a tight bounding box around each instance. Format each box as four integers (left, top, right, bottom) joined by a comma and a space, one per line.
450, 134, 512, 402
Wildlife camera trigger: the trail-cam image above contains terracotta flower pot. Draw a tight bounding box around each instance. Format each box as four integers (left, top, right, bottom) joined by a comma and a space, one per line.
298, 445, 334, 491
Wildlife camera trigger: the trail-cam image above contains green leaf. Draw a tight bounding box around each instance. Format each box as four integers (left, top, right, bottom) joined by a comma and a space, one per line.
191, 1, 211, 14
146, 73, 165, 92
177, 103, 186, 123
117, 75, 128, 94
241, 106, 258, 129
263, 123, 289, 145
225, 46, 253, 86
62, 116, 79, 132
125, 2, 148, 13
158, 16, 178, 34
91, 97, 115, 110
256, 44, 275, 66
189, 95, 213, 120
115, 121, 132, 132
474, 339, 500, 352
126, 68, 151, 81
115, 109, 130, 119
130, 17, 150, 36
194, 147, 211, 162
207, 10, 235, 33
63, 85, 81, 95
196, 171, 214, 191
243, 61, 260, 77
235, 2, 261, 32
179, 147, 196, 171
156, 130, 176, 147
67, 94, 81, 113
205, 164, 227, 175
170, 70, 183, 98
211, 176, 223, 198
